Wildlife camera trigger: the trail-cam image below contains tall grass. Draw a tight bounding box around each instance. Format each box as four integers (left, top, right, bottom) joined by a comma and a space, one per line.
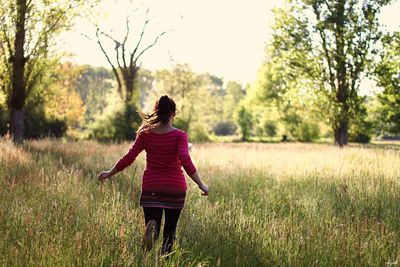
0, 139, 399, 266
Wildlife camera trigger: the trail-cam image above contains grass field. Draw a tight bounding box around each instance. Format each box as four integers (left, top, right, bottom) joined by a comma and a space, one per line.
1, 138, 399, 266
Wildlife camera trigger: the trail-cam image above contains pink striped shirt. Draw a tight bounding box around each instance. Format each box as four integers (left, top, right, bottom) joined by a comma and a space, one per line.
115, 128, 196, 193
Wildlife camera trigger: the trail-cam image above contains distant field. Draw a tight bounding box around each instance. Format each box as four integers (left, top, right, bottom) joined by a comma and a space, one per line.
0, 139, 399, 266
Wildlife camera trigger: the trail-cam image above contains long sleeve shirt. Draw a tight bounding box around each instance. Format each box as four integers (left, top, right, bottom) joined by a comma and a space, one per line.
115, 129, 196, 193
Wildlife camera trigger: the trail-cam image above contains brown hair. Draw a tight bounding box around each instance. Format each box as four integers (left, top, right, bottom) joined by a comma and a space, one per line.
137, 95, 176, 134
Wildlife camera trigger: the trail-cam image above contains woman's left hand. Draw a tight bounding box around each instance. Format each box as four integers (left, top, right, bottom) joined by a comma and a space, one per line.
199, 183, 209, 196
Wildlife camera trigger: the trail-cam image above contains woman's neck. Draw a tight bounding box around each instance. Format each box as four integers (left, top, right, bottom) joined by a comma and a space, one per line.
152, 121, 174, 133
160, 120, 173, 128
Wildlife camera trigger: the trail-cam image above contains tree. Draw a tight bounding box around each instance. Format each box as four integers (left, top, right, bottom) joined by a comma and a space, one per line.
88, 6, 166, 106
269, 0, 391, 146
248, 50, 323, 142
146, 64, 221, 142
75, 65, 115, 125
151, 64, 200, 131
0, 0, 84, 143
223, 81, 245, 121
235, 106, 253, 141
374, 32, 400, 135
44, 62, 85, 137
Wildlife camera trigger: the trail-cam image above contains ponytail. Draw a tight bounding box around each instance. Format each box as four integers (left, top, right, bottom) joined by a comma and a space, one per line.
137, 95, 176, 134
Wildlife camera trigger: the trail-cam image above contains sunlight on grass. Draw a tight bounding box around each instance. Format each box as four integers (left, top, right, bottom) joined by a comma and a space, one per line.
0, 139, 399, 266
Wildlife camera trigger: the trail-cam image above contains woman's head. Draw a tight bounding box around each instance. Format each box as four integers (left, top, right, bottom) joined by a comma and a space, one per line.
155, 95, 176, 123
137, 95, 176, 134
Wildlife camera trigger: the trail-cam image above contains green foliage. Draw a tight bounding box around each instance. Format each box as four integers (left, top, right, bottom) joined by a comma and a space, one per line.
349, 131, 371, 144
261, 121, 277, 137
148, 64, 221, 139
349, 100, 373, 143
173, 117, 190, 132
265, 0, 391, 145
374, 32, 400, 135
223, 81, 245, 121
0, 60, 84, 138
24, 97, 67, 138
188, 123, 210, 143
280, 108, 321, 142
235, 106, 253, 141
89, 102, 141, 142
75, 65, 114, 126
44, 62, 85, 136
293, 122, 321, 142
0, 0, 86, 100
0, 0, 88, 142
0, 104, 9, 135
244, 11, 331, 141
248, 59, 323, 142
213, 121, 237, 136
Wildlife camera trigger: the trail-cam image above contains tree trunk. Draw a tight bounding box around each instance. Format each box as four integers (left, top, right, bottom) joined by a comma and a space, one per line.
123, 66, 138, 103
10, 108, 24, 144
10, 0, 27, 144
334, 120, 348, 147
334, 0, 349, 147
124, 75, 134, 103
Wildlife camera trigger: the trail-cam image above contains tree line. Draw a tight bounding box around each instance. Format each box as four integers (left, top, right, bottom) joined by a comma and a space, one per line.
0, 0, 399, 145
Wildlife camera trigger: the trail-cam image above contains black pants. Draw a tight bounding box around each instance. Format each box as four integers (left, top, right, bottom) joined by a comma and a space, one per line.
143, 207, 182, 254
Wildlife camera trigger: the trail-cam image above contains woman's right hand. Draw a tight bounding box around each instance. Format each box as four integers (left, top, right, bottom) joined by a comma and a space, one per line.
199, 183, 209, 196
98, 170, 111, 183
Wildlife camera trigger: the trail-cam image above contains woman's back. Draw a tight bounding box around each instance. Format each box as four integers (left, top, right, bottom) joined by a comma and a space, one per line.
115, 128, 196, 193
144, 129, 183, 171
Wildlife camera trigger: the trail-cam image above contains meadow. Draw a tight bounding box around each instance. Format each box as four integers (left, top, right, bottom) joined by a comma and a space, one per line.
0, 138, 399, 266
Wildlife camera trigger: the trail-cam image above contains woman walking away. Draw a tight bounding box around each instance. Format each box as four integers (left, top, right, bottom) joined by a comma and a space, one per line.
98, 95, 209, 255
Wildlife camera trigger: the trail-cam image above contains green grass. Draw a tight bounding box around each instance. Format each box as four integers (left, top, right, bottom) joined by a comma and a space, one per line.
0, 139, 399, 266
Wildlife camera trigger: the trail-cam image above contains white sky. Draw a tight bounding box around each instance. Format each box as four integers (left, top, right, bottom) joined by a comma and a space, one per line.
60, 0, 400, 86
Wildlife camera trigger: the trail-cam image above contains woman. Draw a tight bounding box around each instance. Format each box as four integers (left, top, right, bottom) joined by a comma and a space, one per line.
98, 95, 208, 255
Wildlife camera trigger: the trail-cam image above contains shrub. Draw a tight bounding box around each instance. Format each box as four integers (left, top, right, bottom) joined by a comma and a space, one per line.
174, 117, 190, 132
25, 113, 67, 139
89, 102, 141, 142
0, 105, 9, 136
235, 106, 253, 141
349, 133, 371, 143
292, 122, 320, 142
213, 121, 237, 136
263, 120, 277, 137
189, 124, 210, 143
349, 117, 373, 144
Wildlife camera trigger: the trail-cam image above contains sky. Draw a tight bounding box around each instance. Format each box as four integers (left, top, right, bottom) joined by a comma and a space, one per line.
60, 0, 400, 86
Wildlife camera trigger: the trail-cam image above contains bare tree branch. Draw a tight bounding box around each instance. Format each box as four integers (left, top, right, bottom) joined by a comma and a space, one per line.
96, 29, 123, 97
121, 15, 130, 68
81, 33, 94, 41
115, 41, 123, 69
93, 23, 120, 44
130, 8, 150, 67
87, 6, 169, 103
134, 31, 166, 64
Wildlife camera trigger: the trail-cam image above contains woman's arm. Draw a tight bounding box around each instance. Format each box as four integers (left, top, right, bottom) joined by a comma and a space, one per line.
98, 164, 120, 182
189, 171, 209, 196
178, 132, 208, 196
98, 134, 144, 182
